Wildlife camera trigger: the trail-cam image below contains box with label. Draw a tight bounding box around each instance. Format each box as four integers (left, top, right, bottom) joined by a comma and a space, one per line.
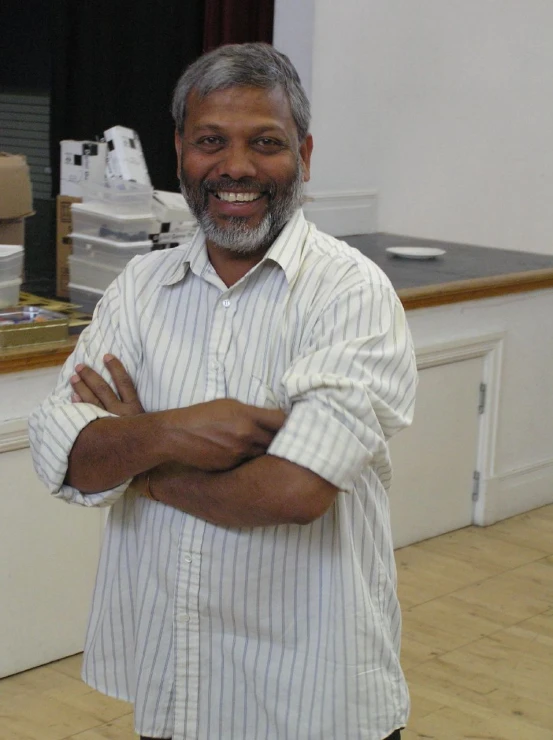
60, 140, 107, 197
0, 153, 34, 247
56, 195, 82, 297
104, 126, 151, 186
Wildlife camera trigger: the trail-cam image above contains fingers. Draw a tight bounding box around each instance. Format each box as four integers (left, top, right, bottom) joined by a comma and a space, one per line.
70, 374, 105, 408
251, 407, 287, 432
251, 426, 279, 451
73, 363, 120, 409
103, 354, 141, 406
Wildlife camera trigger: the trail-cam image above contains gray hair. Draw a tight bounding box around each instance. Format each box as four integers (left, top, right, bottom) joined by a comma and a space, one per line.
171, 43, 311, 142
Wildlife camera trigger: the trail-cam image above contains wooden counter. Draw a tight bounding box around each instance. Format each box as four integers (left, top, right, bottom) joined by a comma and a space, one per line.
397, 266, 553, 310
0, 336, 78, 375
3, 233, 553, 374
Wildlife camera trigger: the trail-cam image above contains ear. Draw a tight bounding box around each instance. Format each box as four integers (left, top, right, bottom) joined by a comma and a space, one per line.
175, 129, 183, 178
299, 134, 314, 183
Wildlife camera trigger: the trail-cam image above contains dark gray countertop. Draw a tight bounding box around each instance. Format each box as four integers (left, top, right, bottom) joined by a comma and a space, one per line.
343, 233, 553, 291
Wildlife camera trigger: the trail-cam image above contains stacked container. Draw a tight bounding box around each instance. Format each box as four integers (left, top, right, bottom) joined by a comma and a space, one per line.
68, 180, 155, 313
0, 245, 24, 308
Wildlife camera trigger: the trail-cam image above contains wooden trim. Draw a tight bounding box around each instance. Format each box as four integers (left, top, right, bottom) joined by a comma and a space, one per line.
398, 267, 553, 310
414, 332, 504, 370
0, 339, 77, 375
2, 267, 553, 374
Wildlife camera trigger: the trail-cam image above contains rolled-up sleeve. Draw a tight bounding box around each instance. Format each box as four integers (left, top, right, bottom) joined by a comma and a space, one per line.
28, 270, 140, 507
268, 280, 417, 493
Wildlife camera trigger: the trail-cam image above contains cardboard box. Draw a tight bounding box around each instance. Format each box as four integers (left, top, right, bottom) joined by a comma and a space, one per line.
56, 194, 81, 297
0, 153, 33, 220
104, 126, 151, 186
60, 140, 107, 197
151, 190, 197, 244
0, 219, 25, 247
0, 153, 33, 248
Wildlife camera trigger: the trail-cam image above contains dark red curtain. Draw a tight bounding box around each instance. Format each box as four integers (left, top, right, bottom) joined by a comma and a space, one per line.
203, 0, 274, 51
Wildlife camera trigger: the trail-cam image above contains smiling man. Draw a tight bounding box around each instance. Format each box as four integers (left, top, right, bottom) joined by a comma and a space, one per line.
29, 44, 417, 740
177, 85, 309, 259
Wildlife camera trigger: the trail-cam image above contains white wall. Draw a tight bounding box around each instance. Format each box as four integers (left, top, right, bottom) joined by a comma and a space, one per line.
274, 0, 553, 254
273, 0, 314, 99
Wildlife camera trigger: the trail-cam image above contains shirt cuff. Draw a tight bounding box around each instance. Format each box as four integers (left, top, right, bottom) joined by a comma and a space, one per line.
267, 401, 373, 493
40, 402, 132, 507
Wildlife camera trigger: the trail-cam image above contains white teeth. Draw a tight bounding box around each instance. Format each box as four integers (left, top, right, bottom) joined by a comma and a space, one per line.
217, 191, 261, 202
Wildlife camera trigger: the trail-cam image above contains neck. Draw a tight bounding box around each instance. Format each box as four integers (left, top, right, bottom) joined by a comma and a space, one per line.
206, 241, 269, 287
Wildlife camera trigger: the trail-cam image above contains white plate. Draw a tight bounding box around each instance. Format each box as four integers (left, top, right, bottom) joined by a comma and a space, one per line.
386, 246, 446, 260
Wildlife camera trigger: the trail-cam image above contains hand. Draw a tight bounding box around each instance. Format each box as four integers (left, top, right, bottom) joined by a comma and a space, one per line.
70, 354, 144, 416
159, 399, 287, 471
71, 356, 285, 470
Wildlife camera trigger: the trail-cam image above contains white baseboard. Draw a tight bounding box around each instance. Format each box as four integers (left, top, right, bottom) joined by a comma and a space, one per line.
477, 458, 553, 526
303, 190, 378, 236
0, 418, 29, 453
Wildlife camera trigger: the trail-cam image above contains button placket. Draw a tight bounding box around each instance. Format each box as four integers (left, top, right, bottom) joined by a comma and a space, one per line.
205, 297, 227, 400
208, 294, 235, 398
173, 520, 204, 739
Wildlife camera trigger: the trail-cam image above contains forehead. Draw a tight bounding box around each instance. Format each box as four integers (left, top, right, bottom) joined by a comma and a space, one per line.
184, 85, 297, 137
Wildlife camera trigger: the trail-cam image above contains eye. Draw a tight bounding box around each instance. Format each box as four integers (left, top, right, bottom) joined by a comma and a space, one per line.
253, 137, 286, 152
195, 136, 225, 151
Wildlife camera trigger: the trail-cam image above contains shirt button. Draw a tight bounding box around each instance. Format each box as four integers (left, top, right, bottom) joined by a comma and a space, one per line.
181, 613, 190, 622
210, 360, 218, 371
183, 553, 193, 563
222, 299, 231, 308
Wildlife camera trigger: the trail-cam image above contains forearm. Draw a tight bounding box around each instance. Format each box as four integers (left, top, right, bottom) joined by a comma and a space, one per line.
143, 454, 338, 527
66, 413, 169, 493
65, 399, 284, 494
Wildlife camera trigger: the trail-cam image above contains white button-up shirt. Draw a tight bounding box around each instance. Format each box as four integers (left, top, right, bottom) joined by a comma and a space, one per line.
29, 209, 417, 740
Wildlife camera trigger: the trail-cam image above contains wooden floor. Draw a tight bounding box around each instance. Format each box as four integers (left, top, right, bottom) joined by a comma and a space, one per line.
1, 504, 552, 740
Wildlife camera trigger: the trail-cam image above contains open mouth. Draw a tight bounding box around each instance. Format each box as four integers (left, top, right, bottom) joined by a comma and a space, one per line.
213, 191, 265, 203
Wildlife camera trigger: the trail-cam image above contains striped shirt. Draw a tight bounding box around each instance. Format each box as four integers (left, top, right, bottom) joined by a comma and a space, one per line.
29, 209, 417, 740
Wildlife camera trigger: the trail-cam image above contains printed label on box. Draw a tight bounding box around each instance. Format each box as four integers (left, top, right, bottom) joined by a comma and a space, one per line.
60, 141, 107, 197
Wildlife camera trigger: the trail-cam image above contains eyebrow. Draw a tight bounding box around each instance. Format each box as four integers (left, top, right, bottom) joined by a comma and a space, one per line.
189, 123, 290, 138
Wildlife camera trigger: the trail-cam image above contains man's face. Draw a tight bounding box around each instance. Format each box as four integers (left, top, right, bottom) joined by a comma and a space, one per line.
175, 85, 313, 253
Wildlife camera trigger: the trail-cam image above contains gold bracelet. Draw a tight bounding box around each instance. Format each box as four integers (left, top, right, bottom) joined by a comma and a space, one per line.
142, 472, 159, 502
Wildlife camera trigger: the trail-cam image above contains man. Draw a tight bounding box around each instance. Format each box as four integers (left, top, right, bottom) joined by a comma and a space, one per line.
29, 43, 417, 740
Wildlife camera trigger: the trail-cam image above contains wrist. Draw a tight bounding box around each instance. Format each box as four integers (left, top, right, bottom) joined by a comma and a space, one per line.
142, 471, 159, 501
150, 407, 198, 466
143, 411, 181, 466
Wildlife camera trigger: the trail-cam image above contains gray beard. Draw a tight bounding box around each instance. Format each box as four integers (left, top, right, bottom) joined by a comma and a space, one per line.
179, 161, 305, 254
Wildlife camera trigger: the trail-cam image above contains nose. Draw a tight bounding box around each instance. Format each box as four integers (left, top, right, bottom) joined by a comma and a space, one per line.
214, 142, 257, 181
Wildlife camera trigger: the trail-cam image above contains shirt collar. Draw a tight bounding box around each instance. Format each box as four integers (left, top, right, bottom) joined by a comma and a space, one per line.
159, 208, 310, 287
159, 226, 209, 286
261, 208, 309, 284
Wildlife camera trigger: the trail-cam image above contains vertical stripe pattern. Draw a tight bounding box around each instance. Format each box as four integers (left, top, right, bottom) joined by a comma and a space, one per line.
28, 209, 416, 740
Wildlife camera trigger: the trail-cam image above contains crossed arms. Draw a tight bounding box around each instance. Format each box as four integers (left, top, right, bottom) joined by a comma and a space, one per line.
29, 265, 416, 527
66, 356, 339, 527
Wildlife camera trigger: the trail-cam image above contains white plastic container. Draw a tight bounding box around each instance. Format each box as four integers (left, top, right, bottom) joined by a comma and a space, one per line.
68, 255, 123, 292
81, 179, 153, 215
151, 219, 198, 245
70, 233, 152, 268
68, 283, 104, 314
0, 278, 22, 308
0, 245, 24, 282
71, 202, 155, 242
